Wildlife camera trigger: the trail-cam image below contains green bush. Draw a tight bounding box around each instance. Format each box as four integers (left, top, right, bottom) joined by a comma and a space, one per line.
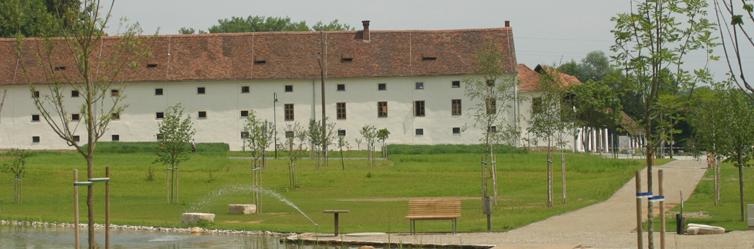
387, 144, 526, 155
85, 142, 229, 154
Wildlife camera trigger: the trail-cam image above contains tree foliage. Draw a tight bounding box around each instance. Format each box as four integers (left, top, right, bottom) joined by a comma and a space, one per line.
716, 88, 754, 220
243, 110, 274, 212
2, 149, 32, 203
312, 19, 354, 31
712, 0, 754, 94
0, 0, 81, 37
205, 16, 354, 33
156, 104, 195, 204
558, 51, 612, 82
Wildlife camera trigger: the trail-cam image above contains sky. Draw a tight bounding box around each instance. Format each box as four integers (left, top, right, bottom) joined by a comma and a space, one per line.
107, 0, 743, 79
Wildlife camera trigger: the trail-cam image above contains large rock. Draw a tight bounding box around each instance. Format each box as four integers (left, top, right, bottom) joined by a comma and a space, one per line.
228, 204, 257, 215
686, 223, 725, 235
181, 213, 215, 225
748, 204, 754, 229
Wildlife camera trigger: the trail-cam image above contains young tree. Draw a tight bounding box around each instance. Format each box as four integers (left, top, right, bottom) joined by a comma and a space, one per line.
337, 133, 349, 170
243, 111, 275, 212
717, 88, 754, 221
360, 125, 378, 174
2, 149, 32, 203
689, 86, 726, 206
155, 104, 195, 204
14, 1, 148, 247
376, 128, 390, 159
464, 43, 518, 205
611, 1, 715, 246
284, 123, 305, 189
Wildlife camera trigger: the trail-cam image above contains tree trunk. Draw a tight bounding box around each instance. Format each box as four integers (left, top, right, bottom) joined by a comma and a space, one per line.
14, 177, 21, 203
86, 155, 95, 249
646, 145, 655, 249
561, 147, 567, 204
340, 147, 345, 170
547, 138, 553, 208
490, 144, 498, 206
715, 155, 721, 207
738, 158, 745, 221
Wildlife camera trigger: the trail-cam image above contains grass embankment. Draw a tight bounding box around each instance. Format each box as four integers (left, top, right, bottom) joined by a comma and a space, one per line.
0, 146, 646, 233
667, 162, 754, 231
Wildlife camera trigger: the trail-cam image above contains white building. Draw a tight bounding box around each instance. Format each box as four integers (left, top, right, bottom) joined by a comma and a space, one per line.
0, 21, 607, 151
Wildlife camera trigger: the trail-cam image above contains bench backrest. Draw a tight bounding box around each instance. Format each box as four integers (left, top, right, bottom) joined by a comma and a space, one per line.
407, 199, 461, 217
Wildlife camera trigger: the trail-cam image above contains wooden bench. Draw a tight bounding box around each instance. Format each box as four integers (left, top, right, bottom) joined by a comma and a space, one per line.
406, 198, 461, 234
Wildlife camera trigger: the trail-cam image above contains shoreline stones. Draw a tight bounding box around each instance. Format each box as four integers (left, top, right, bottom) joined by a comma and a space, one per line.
228, 204, 257, 215
0, 219, 288, 237
181, 213, 215, 225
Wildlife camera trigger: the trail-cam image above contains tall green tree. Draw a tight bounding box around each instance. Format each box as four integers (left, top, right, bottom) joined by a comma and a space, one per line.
156, 104, 195, 204
611, 0, 715, 247
312, 19, 354, 31
690, 86, 726, 206
717, 88, 754, 221
208, 16, 309, 33
558, 51, 612, 82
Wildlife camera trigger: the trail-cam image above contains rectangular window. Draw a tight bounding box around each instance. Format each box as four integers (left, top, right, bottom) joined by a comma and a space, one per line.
197, 87, 206, 95
285, 131, 294, 138
377, 101, 388, 118
284, 104, 294, 121
415, 128, 424, 136
111, 134, 120, 142
414, 100, 426, 117
156, 133, 164, 140
378, 83, 387, 91
111, 112, 120, 120
254, 58, 266, 64
532, 97, 543, 114
489, 126, 498, 133
336, 102, 346, 120
155, 88, 163, 96
73, 135, 80, 142
486, 97, 497, 115
32, 136, 40, 143
32, 91, 40, 98
31, 114, 40, 122
111, 89, 120, 97
452, 80, 461, 88
452, 99, 462, 116
337, 84, 345, 91
241, 131, 249, 139
240, 110, 249, 118
71, 113, 80, 121
198, 111, 207, 119
156, 112, 164, 119
241, 86, 250, 93
337, 129, 346, 137
71, 90, 80, 97
452, 127, 461, 135
146, 63, 158, 68
285, 85, 293, 92
415, 82, 424, 90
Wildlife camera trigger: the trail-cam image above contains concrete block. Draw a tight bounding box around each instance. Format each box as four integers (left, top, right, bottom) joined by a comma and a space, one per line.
686, 223, 725, 235
748, 204, 754, 229
181, 213, 215, 225
228, 204, 257, 215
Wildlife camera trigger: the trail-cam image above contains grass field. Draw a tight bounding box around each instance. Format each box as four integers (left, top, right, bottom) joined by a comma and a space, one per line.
666, 162, 754, 231
0, 149, 649, 233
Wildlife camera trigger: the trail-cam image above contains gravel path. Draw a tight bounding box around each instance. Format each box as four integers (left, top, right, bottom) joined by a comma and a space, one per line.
310, 159, 754, 249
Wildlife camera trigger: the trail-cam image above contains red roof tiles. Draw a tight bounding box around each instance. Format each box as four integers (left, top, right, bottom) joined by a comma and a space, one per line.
517, 64, 581, 92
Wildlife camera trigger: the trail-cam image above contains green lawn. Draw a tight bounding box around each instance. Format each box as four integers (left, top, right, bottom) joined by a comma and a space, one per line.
0, 150, 648, 233
667, 162, 754, 231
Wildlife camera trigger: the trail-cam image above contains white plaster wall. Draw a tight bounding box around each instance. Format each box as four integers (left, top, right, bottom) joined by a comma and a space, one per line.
0, 75, 532, 151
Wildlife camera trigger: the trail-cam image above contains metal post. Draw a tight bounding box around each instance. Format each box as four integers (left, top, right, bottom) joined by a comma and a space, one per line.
659, 170, 665, 249
635, 171, 643, 249
333, 212, 340, 236
273, 92, 278, 159
105, 167, 111, 249
73, 169, 80, 249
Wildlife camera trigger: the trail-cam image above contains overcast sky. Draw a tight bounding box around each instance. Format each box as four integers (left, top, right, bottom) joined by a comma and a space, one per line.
108, 0, 742, 79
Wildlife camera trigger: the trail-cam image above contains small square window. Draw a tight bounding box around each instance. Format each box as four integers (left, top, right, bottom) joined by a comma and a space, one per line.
489, 126, 497, 133
197, 87, 206, 95
73, 135, 80, 142
32, 136, 40, 143
31, 114, 40, 122
415, 128, 424, 136
71, 113, 80, 121
111, 89, 120, 97
285, 85, 293, 92
32, 91, 40, 98
486, 79, 495, 87
155, 88, 163, 96
240, 110, 249, 117
285, 131, 294, 138
415, 82, 424, 90
452, 127, 461, 135
452, 80, 461, 88
111, 112, 120, 120
338, 129, 346, 137
378, 83, 387, 91
337, 84, 345, 91
241, 131, 249, 139
71, 90, 80, 97
156, 133, 164, 140
241, 86, 250, 93
111, 134, 120, 142
198, 111, 207, 119
156, 112, 164, 119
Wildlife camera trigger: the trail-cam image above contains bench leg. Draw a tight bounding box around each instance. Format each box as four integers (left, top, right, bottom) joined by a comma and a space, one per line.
452, 219, 457, 234
410, 220, 415, 235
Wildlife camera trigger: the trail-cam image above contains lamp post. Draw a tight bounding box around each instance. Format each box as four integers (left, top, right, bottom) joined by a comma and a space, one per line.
273, 92, 278, 159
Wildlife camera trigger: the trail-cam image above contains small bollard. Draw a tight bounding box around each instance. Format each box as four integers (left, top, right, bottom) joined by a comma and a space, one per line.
676, 213, 685, 234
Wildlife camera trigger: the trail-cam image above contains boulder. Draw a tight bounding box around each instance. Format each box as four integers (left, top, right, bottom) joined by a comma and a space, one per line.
190, 227, 204, 234
228, 204, 257, 215
358, 246, 376, 249
181, 213, 215, 225
686, 223, 725, 235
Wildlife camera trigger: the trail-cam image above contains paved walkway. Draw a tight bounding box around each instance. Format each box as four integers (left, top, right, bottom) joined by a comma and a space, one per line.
309, 160, 754, 249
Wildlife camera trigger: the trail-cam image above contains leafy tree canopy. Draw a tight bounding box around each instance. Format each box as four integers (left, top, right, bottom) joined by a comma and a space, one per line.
0, 0, 81, 37
199, 16, 353, 34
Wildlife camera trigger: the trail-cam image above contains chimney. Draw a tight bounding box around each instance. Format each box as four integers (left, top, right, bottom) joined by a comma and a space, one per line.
362, 20, 371, 41
505, 20, 511, 28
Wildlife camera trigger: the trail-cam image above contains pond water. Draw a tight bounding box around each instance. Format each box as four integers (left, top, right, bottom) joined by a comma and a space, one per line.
0, 226, 333, 249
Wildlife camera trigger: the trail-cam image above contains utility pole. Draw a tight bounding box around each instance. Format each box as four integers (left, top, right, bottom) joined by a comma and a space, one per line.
273, 92, 278, 159
318, 31, 328, 163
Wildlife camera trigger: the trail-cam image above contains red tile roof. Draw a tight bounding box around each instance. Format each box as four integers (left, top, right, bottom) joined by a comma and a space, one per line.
0, 27, 517, 85
517, 64, 581, 92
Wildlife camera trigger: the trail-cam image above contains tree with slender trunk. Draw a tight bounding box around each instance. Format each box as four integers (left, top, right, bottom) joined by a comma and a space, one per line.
360, 125, 378, 174
337, 134, 349, 170
284, 123, 305, 189
243, 111, 274, 212
155, 104, 195, 204
2, 149, 32, 204
689, 86, 725, 206
14, 1, 148, 247
464, 43, 518, 206
377, 128, 390, 159
717, 88, 754, 221
611, 1, 715, 247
